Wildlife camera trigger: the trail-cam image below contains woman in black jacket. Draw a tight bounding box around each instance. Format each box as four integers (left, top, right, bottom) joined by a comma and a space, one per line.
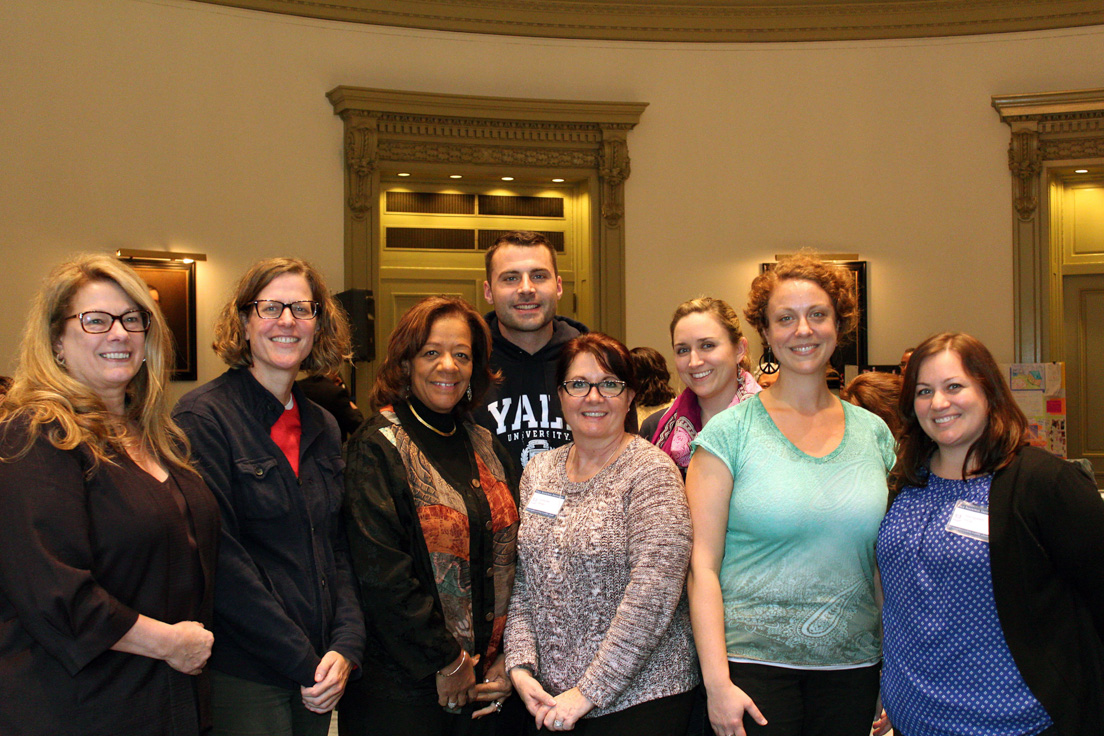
878, 332, 1104, 736
341, 296, 519, 736
174, 258, 365, 736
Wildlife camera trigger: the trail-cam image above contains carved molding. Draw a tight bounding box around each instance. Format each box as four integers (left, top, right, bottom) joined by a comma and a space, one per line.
1008, 129, 1041, 220
197, 0, 1104, 43
377, 141, 597, 168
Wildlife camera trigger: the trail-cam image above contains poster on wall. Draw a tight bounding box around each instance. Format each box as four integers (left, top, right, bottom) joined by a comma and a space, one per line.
1002, 362, 1066, 457
127, 259, 198, 381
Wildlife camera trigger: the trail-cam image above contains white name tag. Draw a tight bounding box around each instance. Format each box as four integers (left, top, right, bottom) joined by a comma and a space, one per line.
525, 490, 565, 518
946, 500, 989, 542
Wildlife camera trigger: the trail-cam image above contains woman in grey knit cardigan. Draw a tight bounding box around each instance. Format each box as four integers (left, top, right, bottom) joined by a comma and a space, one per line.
505, 334, 700, 735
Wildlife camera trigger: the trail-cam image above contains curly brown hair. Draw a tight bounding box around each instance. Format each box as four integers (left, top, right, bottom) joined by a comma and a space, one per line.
371, 296, 498, 413
743, 253, 860, 346
890, 332, 1028, 494
840, 371, 903, 438
212, 258, 351, 376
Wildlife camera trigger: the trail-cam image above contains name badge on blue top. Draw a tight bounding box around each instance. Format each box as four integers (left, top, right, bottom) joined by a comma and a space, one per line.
525, 490, 565, 518
946, 500, 989, 542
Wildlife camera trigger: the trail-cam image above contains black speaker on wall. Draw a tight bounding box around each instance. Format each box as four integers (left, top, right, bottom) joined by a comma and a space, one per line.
336, 288, 375, 363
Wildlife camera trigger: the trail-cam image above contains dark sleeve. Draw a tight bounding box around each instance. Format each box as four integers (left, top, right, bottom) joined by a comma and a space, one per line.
0, 432, 138, 674
639, 409, 663, 442
173, 408, 322, 686
1031, 456, 1104, 637
323, 450, 366, 671
343, 429, 462, 682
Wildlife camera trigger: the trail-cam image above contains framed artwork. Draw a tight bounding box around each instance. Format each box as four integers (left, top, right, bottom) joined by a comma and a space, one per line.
758, 260, 868, 376
127, 259, 198, 381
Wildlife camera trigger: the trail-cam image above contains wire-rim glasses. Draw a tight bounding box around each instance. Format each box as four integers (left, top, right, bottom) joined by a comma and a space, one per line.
560, 379, 627, 398
65, 310, 152, 334
246, 300, 320, 320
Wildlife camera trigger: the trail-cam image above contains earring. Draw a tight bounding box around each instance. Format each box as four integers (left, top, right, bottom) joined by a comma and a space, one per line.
757, 345, 779, 375
54, 353, 65, 367
466, 385, 473, 401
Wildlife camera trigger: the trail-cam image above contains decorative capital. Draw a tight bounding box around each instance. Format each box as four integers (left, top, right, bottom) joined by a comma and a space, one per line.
343, 115, 379, 219
1007, 129, 1040, 221
599, 134, 631, 227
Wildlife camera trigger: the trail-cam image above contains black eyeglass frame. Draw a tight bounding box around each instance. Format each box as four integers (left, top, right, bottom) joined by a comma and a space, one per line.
244, 300, 321, 320
559, 379, 628, 398
64, 310, 152, 334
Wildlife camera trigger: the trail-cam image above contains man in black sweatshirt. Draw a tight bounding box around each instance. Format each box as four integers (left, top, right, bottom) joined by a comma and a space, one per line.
473, 231, 588, 471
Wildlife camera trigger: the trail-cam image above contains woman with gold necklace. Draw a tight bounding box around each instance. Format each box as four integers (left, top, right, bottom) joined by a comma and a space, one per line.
341, 296, 520, 735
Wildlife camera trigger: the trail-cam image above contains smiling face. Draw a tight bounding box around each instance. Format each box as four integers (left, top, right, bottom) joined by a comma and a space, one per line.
914, 349, 989, 469
244, 272, 317, 390
55, 279, 146, 413
763, 278, 838, 375
560, 351, 635, 442
483, 244, 562, 349
407, 314, 474, 414
672, 311, 746, 405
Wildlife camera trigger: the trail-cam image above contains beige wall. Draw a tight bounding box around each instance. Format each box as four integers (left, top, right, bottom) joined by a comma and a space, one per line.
3, 0, 1103, 401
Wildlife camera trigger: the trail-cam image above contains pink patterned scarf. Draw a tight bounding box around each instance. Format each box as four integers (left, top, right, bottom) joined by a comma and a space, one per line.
650, 368, 762, 469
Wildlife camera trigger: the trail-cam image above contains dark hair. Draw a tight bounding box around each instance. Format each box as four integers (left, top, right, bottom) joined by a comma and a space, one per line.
371, 296, 497, 413
630, 346, 676, 406
669, 296, 752, 373
744, 252, 860, 347
556, 334, 637, 432
484, 231, 559, 280
890, 332, 1028, 493
840, 372, 903, 438
213, 258, 351, 376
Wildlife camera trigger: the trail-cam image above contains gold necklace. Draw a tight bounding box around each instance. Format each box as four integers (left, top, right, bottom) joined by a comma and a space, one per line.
408, 401, 457, 437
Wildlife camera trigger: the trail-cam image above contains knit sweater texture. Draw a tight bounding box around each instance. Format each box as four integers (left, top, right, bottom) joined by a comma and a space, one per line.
504, 436, 699, 718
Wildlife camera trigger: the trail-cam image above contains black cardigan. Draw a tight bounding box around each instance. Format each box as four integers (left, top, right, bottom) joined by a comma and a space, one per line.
989, 445, 1104, 735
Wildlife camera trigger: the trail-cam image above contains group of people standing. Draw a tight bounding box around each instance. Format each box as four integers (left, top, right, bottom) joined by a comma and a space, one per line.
0, 233, 1101, 736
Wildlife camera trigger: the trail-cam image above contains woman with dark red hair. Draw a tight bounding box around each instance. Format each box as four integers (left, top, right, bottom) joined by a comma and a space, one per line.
879, 332, 1104, 736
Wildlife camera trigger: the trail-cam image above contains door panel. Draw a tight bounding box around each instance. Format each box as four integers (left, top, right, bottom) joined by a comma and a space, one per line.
1062, 274, 1104, 486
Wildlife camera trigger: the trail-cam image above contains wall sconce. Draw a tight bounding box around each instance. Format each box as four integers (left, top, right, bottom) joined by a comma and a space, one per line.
116, 248, 207, 264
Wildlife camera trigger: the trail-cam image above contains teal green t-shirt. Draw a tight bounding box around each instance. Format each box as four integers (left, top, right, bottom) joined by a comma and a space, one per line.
692, 396, 895, 668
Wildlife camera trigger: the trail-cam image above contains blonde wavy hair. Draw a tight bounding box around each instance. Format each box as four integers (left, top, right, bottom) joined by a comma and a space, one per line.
0, 253, 193, 472
211, 258, 351, 376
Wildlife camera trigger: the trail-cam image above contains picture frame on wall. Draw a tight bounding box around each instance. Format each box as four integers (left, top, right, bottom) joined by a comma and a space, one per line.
758, 260, 868, 374
126, 259, 198, 381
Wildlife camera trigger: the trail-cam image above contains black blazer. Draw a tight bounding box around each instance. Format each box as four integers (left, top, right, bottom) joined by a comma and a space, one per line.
989, 445, 1104, 736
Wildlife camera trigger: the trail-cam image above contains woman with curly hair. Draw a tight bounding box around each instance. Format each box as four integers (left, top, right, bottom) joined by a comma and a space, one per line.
686, 254, 895, 736
174, 258, 365, 736
0, 254, 219, 735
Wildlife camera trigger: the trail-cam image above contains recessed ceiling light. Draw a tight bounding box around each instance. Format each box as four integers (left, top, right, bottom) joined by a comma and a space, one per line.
449, 175, 463, 179
552, 178, 565, 183
1075, 169, 1089, 174
397, 172, 411, 177
501, 176, 514, 181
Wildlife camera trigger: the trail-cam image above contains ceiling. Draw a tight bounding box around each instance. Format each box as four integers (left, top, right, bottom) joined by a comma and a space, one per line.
196, 0, 1104, 42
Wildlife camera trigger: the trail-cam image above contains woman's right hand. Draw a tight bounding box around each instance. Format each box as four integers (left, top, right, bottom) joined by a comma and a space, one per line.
705, 681, 767, 736
510, 667, 557, 726
436, 651, 478, 710
164, 621, 214, 675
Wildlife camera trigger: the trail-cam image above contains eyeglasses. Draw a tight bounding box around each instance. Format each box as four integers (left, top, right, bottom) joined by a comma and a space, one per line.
560, 379, 627, 398
65, 310, 151, 334
246, 300, 320, 320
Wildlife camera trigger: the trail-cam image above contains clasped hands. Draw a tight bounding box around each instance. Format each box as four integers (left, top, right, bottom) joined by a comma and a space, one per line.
510, 667, 594, 731
436, 652, 513, 719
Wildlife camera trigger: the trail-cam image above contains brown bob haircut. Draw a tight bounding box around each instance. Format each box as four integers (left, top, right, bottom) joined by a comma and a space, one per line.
556, 333, 638, 432
483, 230, 559, 280
743, 253, 860, 347
371, 296, 497, 413
840, 371, 903, 438
630, 346, 677, 406
890, 332, 1028, 494
212, 258, 351, 376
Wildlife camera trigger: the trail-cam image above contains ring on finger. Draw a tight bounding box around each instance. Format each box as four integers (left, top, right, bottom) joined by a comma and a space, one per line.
493, 699, 504, 712
554, 720, 564, 728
